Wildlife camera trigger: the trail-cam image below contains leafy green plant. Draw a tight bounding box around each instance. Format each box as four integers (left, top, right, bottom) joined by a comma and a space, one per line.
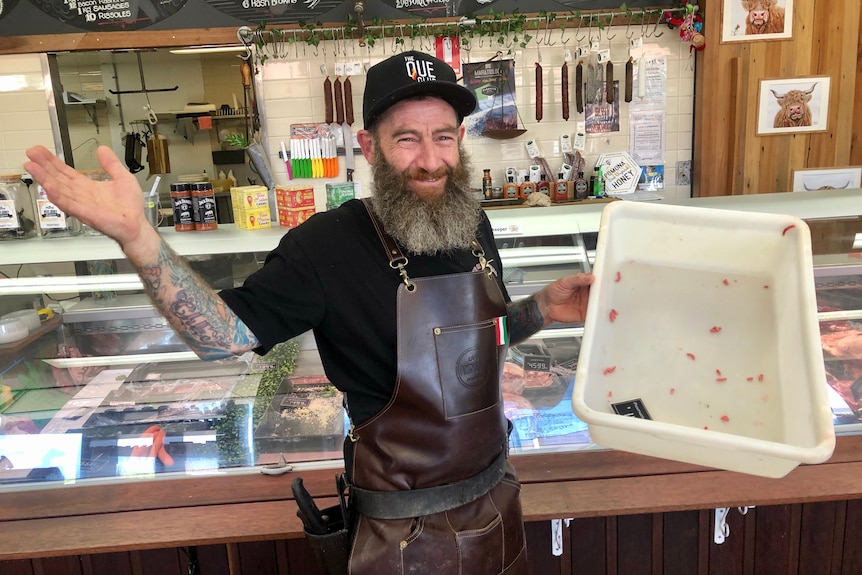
223, 133, 250, 149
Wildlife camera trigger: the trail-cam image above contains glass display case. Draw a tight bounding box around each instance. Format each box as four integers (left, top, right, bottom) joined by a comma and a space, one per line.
2, 191, 862, 492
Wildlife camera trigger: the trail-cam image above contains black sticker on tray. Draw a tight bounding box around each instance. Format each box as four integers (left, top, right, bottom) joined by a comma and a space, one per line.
0, 0, 20, 21
381, 0, 500, 18
29, 0, 187, 31
204, 0, 342, 27
611, 399, 652, 420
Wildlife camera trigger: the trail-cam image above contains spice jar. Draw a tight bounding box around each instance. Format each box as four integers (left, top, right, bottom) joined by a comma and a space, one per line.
192, 182, 218, 231
35, 184, 81, 238
0, 174, 36, 241
170, 183, 195, 232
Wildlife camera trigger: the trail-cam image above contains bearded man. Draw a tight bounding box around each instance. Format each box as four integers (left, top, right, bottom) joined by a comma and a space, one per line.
25, 50, 592, 575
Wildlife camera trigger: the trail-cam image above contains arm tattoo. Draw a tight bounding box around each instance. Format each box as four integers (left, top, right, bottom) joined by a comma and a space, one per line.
136, 240, 258, 359
506, 296, 544, 344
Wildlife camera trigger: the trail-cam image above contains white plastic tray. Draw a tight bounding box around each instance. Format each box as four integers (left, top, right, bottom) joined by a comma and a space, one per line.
572, 201, 835, 478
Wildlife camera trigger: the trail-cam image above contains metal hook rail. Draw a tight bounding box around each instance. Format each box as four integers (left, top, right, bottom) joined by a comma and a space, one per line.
237, 6, 688, 60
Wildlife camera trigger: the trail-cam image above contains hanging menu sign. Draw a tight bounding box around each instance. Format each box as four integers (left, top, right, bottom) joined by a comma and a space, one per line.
28, 0, 188, 30
382, 0, 499, 18
204, 0, 343, 27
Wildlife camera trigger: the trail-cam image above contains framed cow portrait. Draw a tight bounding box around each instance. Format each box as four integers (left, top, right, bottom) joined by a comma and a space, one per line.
756, 76, 830, 136
721, 0, 794, 43
792, 167, 862, 192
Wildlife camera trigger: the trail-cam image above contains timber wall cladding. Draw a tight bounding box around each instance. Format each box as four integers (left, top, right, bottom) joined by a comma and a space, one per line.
693, 0, 862, 196
5, 504, 862, 574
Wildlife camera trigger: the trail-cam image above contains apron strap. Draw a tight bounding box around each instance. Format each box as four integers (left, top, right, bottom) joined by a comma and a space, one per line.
347, 450, 508, 520
361, 198, 406, 267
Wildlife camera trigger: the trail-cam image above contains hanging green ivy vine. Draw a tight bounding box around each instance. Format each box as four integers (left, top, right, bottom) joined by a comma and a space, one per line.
247, 3, 679, 68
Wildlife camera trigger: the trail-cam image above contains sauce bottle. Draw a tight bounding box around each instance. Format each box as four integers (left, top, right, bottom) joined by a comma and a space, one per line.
171, 183, 195, 232
574, 171, 589, 200
482, 169, 493, 200
192, 182, 218, 231
536, 174, 551, 196
519, 175, 536, 199
502, 176, 519, 199
553, 173, 570, 202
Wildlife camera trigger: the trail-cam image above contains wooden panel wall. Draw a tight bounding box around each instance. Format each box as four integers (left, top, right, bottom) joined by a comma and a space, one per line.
5, 504, 862, 575
694, 0, 862, 196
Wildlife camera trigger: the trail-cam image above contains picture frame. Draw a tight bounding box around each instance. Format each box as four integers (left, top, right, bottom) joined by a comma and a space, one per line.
756, 76, 830, 136
721, 0, 794, 43
792, 167, 862, 192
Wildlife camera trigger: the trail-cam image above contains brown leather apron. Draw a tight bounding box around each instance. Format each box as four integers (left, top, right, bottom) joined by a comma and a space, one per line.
346, 203, 528, 575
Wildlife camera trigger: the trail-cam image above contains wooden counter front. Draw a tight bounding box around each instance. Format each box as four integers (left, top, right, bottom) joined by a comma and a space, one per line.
2, 435, 862, 561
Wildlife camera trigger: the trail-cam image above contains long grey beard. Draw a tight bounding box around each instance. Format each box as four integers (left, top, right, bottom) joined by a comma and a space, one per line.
369, 144, 481, 256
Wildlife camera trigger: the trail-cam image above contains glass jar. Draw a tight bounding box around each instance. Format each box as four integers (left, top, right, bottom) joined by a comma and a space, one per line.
0, 174, 37, 241
34, 184, 82, 238
79, 169, 110, 236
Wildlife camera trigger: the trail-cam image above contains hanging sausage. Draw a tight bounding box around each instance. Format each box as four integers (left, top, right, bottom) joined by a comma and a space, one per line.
344, 77, 354, 125
333, 77, 345, 125
625, 57, 634, 103
575, 60, 584, 113
606, 60, 615, 104
535, 62, 543, 122
323, 76, 334, 124
561, 62, 570, 120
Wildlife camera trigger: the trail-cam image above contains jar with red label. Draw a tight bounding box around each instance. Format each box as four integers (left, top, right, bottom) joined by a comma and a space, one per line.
170, 183, 195, 232
192, 182, 218, 231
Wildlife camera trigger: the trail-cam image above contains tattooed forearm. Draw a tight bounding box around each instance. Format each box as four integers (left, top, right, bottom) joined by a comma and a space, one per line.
136, 239, 258, 359
506, 296, 545, 344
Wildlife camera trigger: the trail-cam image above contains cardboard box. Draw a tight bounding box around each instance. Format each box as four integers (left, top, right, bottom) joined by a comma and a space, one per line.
235, 207, 272, 230
278, 207, 316, 228
231, 185, 269, 212
325, 182, 355, 207
275, 185, 315, 208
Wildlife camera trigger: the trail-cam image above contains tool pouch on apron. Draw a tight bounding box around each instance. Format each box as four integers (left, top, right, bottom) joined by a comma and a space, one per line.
293, 474, 352, 575
303, 506, 350, 575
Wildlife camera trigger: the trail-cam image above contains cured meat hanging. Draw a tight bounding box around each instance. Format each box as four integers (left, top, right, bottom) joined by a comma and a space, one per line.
561, 62, 570, 120
323, 76, 334, 124
575, 60, 584, 113
625, 57, 634, 102
333, 77, 345, 125
344, 77, 354, 125
606, 61, 615, 104
535, 62, 543, 122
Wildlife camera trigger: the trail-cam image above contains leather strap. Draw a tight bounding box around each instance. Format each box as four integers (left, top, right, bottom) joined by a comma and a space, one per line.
348, 451, 507, 520
361, 198, 405, 266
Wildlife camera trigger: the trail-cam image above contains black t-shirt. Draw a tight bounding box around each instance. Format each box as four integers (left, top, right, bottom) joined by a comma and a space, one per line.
219, 199, 509, 424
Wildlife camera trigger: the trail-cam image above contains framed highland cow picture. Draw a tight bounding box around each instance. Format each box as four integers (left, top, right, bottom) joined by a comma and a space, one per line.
756, 76, 830, 136
721, 0, 793, 43
792, 167, 862, 192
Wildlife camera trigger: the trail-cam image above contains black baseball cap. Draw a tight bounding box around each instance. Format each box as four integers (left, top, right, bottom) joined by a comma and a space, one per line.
363, 50, 477, 129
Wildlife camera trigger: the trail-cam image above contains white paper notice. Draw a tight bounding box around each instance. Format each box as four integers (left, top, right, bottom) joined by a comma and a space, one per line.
630, 56, 667, 109
630, 110, 666, 166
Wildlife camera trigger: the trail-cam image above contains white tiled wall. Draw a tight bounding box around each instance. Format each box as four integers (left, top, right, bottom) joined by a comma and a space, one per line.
259, 26, 695, 209
0, 54, 54, 176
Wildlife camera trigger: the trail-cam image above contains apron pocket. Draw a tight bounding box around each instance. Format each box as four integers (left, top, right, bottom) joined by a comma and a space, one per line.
455, 514, 504, 573
433, 320, 501, 419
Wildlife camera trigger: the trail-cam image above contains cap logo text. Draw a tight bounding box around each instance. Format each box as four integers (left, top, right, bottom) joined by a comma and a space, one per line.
405, 57, 436, 83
